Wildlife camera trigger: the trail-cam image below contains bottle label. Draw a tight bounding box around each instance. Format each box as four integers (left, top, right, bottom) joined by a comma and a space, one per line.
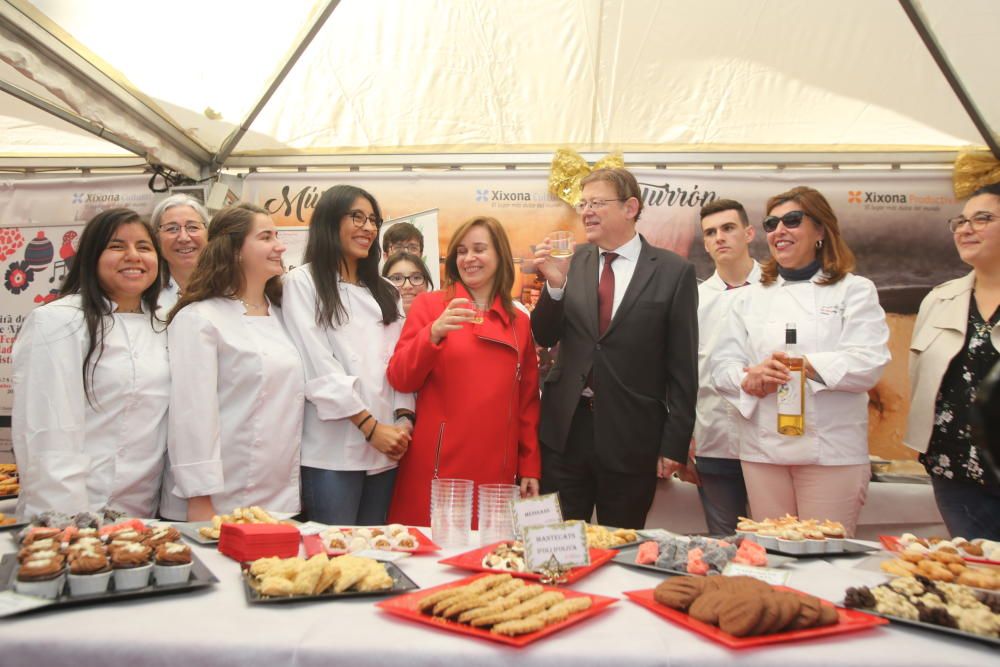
777, 370, 803, 416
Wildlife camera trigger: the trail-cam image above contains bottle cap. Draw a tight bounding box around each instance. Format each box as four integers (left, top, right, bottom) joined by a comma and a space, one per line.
785, 324, 797, 345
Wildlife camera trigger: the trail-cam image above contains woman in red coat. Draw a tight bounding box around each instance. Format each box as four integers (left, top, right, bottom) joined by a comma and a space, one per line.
387, 216, 541, 526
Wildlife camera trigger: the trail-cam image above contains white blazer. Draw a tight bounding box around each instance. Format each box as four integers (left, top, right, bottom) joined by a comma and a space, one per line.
711, 272, 890, 466
12, 295, 169, 519
281, 265, 415, 472
694, 261, 761, 460
161, 298, 304, 520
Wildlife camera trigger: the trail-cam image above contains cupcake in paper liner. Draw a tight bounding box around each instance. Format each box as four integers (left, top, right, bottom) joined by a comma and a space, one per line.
111, 542, 152, 590
153, 542, 193, 585
146, 525, 182, 549
67, 549, 112, 596
15, 556, 65, 599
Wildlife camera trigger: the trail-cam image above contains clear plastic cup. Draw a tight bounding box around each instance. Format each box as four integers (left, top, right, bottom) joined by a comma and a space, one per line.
430, 479, 474, 548
478, 484, 519, 546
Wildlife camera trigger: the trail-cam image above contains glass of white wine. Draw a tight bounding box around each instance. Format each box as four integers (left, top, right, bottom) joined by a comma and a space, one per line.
550, 231, 574, 257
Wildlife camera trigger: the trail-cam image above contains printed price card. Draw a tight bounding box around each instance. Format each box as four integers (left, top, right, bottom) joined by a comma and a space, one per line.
511, 493, 563, 538
523, 522, 590, 571
722, 562, 791, 586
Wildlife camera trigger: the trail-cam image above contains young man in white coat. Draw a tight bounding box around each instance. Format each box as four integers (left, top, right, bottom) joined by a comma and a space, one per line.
690, 199, 759, 535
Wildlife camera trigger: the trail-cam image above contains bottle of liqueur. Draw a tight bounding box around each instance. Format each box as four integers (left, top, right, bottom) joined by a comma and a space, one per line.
777, 323, 805, 436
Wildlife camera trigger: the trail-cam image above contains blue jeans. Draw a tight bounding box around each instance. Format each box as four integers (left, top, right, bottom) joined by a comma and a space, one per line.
301, 466, 398, 525
694, 457, 748, 537
930, 476, 1000, 540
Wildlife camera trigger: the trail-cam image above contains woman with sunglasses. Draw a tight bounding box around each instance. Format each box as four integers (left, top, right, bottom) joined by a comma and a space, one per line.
12, 208, 168, 519
711, 186, 890, 536
382, 252, 434, 315
906, 182, 1000, 539
282, 185, 414, 525
160, 204, 304, 522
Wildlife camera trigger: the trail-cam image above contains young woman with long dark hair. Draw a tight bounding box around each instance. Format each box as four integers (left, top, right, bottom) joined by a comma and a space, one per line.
12, 208, 168, 519
282, 185, 414, 525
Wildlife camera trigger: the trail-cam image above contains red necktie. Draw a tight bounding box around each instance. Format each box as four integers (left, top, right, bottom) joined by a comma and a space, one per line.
598, 252, 618, 336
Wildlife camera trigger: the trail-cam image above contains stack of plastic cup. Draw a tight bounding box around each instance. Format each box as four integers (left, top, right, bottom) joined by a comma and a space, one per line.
430, 478, 474, 548
477, 483, 520, 546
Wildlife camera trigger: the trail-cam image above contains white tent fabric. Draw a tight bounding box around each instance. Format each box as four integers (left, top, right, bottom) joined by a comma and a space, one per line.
0, 0, 995, 173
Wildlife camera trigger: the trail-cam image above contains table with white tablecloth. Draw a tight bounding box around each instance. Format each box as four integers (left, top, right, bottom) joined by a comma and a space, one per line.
0, 526, 994, 667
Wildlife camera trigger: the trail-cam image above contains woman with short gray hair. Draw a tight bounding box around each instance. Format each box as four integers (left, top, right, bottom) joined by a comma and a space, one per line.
151, 194, 210, 310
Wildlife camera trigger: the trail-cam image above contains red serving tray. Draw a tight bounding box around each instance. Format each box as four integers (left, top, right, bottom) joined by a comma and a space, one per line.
624, 587, 887, 649
879, 535, 1000, 566
302, 527, 440, 557
437, 542, 616, 584
376, 572, 618, 647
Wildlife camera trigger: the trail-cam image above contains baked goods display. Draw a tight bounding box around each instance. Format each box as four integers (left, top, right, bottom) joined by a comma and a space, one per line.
481, 541, 526, 572
415, 573, 595, 636
566, 522, 638, 549
197, 506, 294, 540
244, 553, 400, 598
0, 463, 18, 497
845, 576, 1000, 639
877, 546, 1000, 590
632, 535, 768, 574
0, 511, 17, 527
894, 533, 1000, 563
320, 524, 420, 554
651, 575, 840, 637
15, 509, 130, 543
737, 515, 853, 554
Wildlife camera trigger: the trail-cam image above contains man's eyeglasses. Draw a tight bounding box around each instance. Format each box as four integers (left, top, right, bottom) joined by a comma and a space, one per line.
574, 198, 624, 213
762, 210, 808, 233
159, 223, 205, 237
386, 273, 426, 287
947, 212, 996, 233
347, 210, 382, 229
388, 242, 422, 255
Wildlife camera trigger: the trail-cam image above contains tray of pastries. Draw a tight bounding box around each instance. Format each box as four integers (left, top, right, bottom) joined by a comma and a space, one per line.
864, 547, 1000, 591
376, 572, 617, 647
881, 533, 1000, 566
242, 552, 418, 602
736, 515, 877, 557
844, 576, 999, 646
303, 524, 438, 556
613, 532, 794, 576
0, 463, 18, 499
438, 540, 616, 584
177, 506, 299, 544
626, 574, 887, 648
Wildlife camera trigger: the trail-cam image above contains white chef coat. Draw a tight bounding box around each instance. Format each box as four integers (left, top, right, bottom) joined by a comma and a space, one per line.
11, 295, 169, 520
158, 279, 180, 314
694, 261, 761, 460
282, 265, 415, 472
710, 272, 890, 466
161, 298, 304, 520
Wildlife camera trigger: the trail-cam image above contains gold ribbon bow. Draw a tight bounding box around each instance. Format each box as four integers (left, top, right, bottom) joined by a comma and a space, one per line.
953, 151, 1000, 199
548, 149, 625, 205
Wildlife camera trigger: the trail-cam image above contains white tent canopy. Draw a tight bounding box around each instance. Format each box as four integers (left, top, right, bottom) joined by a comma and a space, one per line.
0, 0, 995, 177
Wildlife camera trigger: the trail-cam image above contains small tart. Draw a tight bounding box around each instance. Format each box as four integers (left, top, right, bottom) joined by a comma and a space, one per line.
69, 550, 110, 575
17, 556, 64, 581
155, 542, 192, 565
110, 542, 151, 568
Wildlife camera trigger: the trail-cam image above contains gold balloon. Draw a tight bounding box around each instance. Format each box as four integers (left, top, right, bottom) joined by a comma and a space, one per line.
548, 149, 625, 205
953, 151, 1000, 199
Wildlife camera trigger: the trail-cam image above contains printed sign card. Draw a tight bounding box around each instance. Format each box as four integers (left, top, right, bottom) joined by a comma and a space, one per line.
523, 522, 590, 571
510, 493, 563, 538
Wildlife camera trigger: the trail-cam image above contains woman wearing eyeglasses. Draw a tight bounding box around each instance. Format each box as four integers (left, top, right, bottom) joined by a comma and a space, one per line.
160, 204, 304, 522
151, 194, 210, 311
906, 182, 1000, 539
711, 186, 890, 536
382, 252, 434, 315
386, 216, 541, 528
282, 185, 414, 525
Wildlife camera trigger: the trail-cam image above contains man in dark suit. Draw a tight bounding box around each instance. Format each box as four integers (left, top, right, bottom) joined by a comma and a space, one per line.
532, 167, 698, 528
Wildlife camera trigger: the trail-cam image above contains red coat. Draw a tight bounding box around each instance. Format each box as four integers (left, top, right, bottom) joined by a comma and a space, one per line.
386, 285, 541, 527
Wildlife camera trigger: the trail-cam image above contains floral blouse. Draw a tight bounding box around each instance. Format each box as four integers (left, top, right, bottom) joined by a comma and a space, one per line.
920, 296, 999, 485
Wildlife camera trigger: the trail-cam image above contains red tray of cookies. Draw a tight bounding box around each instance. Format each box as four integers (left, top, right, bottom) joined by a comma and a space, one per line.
376, 573, 618, 647
438, 542, 616, 584
302, 528, 439, 557
879, 535, 1000, 566
625, 587, 887, 649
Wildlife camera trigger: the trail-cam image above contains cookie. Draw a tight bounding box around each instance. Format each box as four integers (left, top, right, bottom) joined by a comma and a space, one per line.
653, 577, 705, 611
689, 590, 728, 625
788, 593, 823, 630
723, 575, 772, 595
772, 591, 802, 631
749, 593, 782, 635
718, 594, 765, 637
816, 602, 839, 627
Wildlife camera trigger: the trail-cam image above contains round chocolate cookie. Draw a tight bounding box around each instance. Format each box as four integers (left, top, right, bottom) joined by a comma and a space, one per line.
816, 602, 840, 627
788, 593, 823, 630
688, 590, 728, 625
749, 593, 782, 635
653, 577, 705, 611
722, 575, 772, 596
772, 591, 803, 632
718, 593, 765, 637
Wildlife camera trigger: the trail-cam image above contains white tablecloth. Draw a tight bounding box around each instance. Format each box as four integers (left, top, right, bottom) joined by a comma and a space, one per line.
0, 529, 993, 666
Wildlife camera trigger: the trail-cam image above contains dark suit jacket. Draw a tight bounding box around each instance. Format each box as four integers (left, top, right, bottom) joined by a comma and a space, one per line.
531, 235, 698, 474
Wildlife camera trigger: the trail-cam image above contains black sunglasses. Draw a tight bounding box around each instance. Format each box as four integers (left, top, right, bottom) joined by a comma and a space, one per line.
762, 210, 810, 233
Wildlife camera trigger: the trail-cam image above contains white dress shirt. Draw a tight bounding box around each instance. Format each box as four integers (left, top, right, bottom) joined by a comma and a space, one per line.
281, 265, 415, 473
710, 272, 890, 465
12, 295, 169, 519
694, 261, 761, 460
160, 298, 304, 520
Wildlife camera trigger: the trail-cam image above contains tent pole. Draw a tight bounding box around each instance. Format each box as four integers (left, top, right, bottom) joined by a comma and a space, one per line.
213, 0, 341, 169
898, 0, 1000, 160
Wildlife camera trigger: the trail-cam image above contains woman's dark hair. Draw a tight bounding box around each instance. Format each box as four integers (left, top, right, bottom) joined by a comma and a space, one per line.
168, 203, 281, 323
381, 251, 435, 290
305, 185, 400, 326
59, 207, 161, 405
